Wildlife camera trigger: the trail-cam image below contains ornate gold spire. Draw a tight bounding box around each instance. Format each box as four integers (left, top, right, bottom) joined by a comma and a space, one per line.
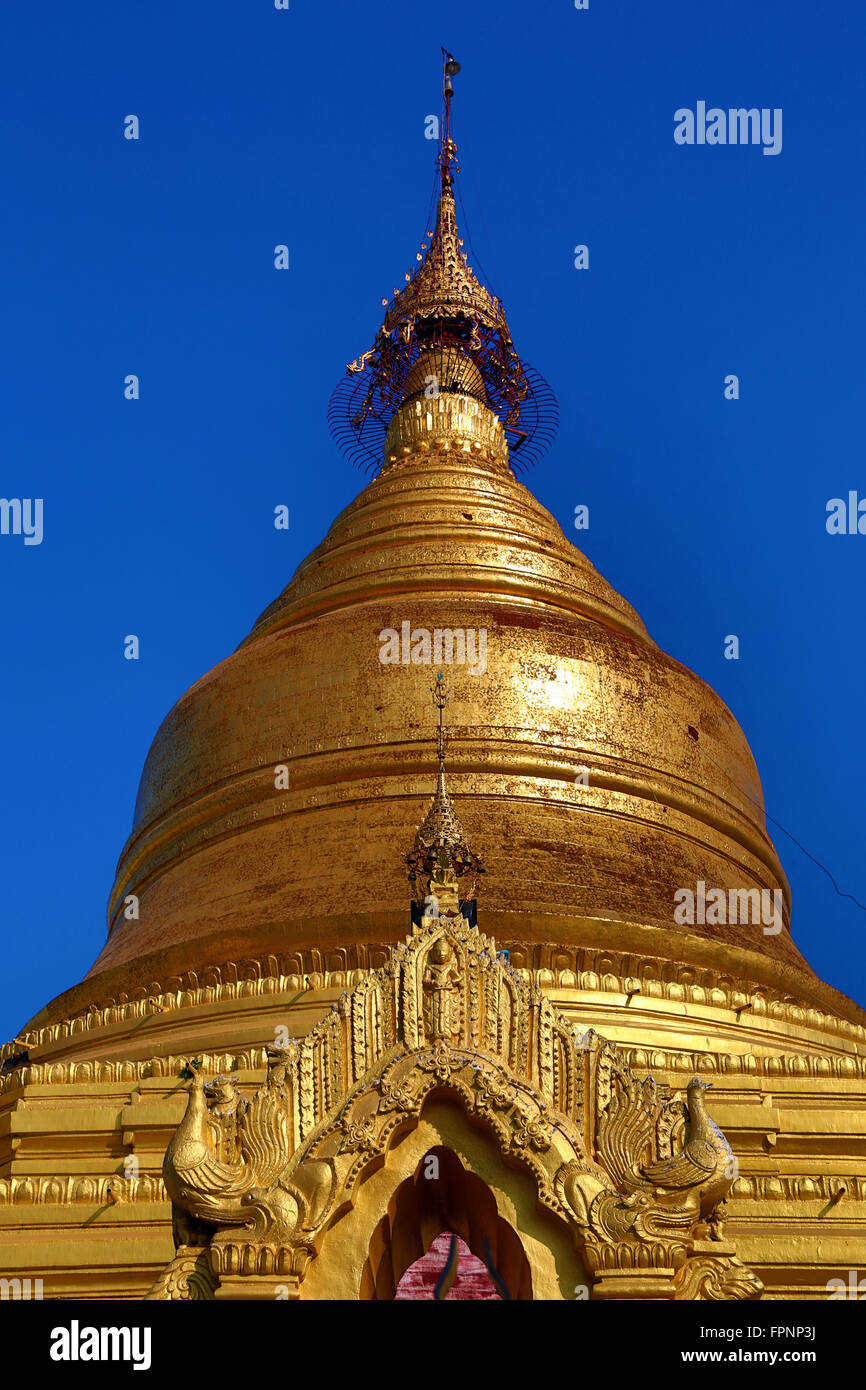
328, 52, 557, 473
381, 171, 508, 348
373, 51, 505, 350
406, 673, 484, 906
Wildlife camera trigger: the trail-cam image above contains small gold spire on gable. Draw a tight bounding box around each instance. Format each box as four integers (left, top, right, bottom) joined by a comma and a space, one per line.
406, 673, 485, 916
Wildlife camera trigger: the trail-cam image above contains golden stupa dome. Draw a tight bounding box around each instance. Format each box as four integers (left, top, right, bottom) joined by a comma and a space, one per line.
58, 382, 830, 1021
33, 113, 858, 1034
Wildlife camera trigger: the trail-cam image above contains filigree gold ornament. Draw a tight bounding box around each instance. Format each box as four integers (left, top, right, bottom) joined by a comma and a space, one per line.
673, 1251, 764, 1301
145, 1246, 217, 1301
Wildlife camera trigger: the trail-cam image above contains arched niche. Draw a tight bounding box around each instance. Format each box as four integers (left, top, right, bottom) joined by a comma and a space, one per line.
362, 1145, 532, 1300
299, 1099, 587, 1301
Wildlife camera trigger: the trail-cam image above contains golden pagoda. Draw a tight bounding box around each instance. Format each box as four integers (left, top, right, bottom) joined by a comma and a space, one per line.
1, 55, 864, 1302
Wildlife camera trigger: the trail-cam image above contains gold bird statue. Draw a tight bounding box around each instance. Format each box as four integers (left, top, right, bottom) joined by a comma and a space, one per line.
640, 1077, 734, 1236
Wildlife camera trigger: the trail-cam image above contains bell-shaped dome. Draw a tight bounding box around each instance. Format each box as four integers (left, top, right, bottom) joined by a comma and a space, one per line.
71, 385, 817, 1017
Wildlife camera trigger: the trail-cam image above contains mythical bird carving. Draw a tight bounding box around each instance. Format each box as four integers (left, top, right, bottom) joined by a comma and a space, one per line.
164, 1067, 299, 1230
595, 1050, 735, 1236
639, 1078, 734, 1235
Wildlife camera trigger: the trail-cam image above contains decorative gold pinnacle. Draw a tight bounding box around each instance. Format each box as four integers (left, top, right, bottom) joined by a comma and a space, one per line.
329, 51, 558, 474
381, 179, 508, 348
406, 673, 485, 900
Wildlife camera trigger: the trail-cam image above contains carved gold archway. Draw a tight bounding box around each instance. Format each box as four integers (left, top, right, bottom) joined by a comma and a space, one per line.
284, 1074, 590, 1301
149, 915, 763, 1302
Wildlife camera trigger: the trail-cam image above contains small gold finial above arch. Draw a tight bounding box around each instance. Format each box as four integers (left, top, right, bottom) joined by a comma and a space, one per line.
406, 674, 485, 914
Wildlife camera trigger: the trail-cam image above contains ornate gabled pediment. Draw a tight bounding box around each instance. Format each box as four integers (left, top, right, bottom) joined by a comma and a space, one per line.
151, 913, 761, 1301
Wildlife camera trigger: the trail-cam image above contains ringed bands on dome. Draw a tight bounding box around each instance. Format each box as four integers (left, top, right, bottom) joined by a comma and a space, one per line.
328, 51, 559, 477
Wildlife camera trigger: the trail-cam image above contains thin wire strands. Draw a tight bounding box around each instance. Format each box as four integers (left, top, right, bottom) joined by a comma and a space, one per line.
328, 340, 557, 476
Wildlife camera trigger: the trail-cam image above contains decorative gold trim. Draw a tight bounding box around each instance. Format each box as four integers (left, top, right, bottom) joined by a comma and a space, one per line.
4, 943, 865, 1086
0, 1174, 167, 1205
384, 394, 507, 462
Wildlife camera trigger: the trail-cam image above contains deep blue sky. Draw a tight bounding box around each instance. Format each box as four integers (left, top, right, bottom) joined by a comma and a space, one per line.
1, 0, 864, 1036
